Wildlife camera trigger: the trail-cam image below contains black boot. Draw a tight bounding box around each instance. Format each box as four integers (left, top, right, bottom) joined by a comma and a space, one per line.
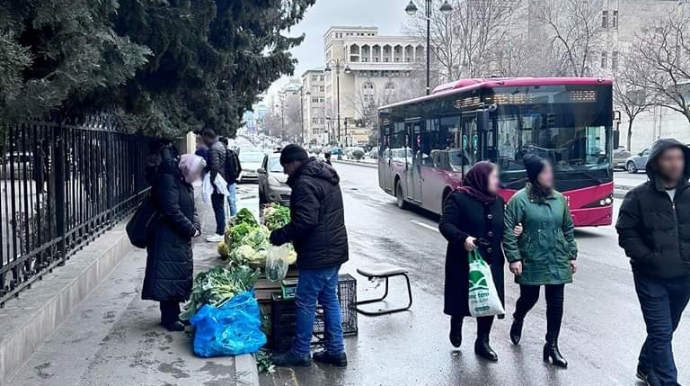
510, 317, 524, 345
474, 334, 498, 362
543, 341, 568, 368
449, 318, 463, 348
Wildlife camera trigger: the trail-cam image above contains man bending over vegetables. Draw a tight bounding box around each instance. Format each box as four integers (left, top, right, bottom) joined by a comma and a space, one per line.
269, 144, 349, 368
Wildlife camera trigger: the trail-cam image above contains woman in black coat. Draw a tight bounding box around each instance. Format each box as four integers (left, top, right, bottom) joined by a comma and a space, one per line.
143, 154, 204, 331
439, 161, 520, 362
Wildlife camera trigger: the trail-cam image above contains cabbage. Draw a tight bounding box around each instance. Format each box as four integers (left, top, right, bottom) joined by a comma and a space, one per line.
242, 226, 270, 248
229, 245, 258, 265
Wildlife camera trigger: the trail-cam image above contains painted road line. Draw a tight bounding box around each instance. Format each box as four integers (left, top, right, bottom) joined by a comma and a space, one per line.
412, 219, 439, 232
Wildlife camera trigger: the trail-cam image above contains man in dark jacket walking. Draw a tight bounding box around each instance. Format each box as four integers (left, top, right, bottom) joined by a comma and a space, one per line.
617, 138, 690, 386
219, 137, 242, 217
269, 144, 349, 368
201, 129, 228, 242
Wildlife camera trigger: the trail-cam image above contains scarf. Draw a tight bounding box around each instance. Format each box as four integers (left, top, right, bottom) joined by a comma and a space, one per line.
179, 154, 206, 183
456, 161, 497, 204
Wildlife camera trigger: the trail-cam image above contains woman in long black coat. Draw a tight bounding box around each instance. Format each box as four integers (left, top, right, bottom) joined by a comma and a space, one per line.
439, 161, 517, 362
143, 154, 204, 331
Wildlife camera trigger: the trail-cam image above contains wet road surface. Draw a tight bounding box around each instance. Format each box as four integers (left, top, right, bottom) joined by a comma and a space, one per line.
261, 162, 690, 386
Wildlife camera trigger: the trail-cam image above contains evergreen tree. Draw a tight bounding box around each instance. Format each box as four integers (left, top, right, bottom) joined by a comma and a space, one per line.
0, 1, 150, 121
1, 0, 316, 137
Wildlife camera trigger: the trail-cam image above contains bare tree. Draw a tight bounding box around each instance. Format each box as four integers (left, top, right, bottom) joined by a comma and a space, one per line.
613, 64, 656, 150
626, 4, 690, 125
532, 0, 605, 77
404, 0, 525, 83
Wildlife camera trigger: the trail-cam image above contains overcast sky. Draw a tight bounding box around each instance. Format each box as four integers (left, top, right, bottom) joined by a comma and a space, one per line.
266, 0, 413, 96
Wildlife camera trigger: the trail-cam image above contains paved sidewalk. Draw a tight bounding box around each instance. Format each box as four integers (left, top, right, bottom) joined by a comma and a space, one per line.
11, 185, 260, 386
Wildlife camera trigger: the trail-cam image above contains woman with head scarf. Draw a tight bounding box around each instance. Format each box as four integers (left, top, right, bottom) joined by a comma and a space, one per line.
440, 161, 520, 361
143, 154, 205, 331
503, 154, 578, 368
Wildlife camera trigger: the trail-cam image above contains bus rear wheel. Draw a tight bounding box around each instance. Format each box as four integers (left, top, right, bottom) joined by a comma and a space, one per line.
396, 182, 408, 209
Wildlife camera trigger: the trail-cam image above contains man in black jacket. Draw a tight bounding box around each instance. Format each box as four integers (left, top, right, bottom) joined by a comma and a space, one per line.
219, 137, 242, 217
270, 144, 349, 368
201, 129, 227, 242
617, 138, 690, 386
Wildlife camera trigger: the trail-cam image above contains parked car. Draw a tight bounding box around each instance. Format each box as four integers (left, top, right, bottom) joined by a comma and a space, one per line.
625, 148, 650, 174
258, 153, 291, 206
613, 146, 632, 170
238, 151, 264, 182
368, 147, 378, 160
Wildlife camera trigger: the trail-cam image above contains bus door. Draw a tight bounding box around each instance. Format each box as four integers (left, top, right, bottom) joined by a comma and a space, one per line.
460, 113, 480, 174
405, 120, 423, 203
378, 125, 393, 192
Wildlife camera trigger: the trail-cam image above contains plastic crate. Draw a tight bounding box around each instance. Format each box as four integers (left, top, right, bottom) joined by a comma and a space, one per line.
270, 274, 358, 352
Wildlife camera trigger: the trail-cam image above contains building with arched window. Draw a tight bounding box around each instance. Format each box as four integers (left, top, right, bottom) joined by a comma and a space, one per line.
323, 26, 423, 146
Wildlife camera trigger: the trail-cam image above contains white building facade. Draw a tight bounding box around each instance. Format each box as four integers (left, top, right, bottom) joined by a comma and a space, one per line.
323, 26, 424, 146
301, 69, 327, 145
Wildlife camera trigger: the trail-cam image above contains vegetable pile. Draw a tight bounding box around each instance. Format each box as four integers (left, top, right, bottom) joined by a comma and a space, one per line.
219, 205, 296, 267
263, 203, 291, 231
180, 265, 260, 321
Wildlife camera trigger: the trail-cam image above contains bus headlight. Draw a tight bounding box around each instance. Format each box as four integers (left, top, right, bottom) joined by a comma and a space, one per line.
585, 194, 613, 208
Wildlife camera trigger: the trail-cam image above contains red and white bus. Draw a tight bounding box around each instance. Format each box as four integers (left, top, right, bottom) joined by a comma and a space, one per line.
377, 78, 614, 227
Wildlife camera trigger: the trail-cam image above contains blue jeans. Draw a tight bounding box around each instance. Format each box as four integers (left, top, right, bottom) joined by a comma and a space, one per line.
227, 183, 237, 217
292, 266, 344, 356
634, 272, 690, 386
211, 192, 225, 235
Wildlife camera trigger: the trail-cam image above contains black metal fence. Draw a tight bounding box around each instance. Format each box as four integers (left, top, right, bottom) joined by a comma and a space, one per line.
0, 116, 152, 305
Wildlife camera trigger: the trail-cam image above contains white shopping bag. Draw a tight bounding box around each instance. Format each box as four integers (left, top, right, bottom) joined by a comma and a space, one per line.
468, 250, 505, 317
201, 173, 230, 204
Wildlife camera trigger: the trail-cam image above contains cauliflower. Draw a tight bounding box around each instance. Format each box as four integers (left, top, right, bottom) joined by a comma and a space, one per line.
229, 245, 258, 265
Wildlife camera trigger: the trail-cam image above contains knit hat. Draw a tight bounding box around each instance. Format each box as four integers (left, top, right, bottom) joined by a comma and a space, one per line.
523, 154, 546, 183
280, 144, 309, 165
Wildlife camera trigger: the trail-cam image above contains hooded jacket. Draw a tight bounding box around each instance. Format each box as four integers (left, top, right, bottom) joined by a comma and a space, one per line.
270, 158, 349, 269
616, 138, 690, 279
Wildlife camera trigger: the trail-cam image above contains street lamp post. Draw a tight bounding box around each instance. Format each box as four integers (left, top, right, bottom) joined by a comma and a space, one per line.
324, 59, 351, 147
280, 99, 285, 142
294, 87, 310, 145
405, 0, 453, 95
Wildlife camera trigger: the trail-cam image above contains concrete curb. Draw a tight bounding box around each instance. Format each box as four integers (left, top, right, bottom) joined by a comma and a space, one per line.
0, 225, 132, 385
334, 159, 378, 169
235, 354, 260, 386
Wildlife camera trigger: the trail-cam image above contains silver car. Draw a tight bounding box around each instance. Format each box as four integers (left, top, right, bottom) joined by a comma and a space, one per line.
613, 146, 631, 170
258, 153, 291, 206
625, 148, 650, 174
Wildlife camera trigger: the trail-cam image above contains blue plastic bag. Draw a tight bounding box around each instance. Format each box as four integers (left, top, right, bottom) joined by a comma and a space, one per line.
190, 290, 267, 357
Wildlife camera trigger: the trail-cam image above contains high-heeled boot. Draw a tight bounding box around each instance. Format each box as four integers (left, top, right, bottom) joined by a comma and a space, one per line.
543, 340, 568, 368
510, 317, 524, 345
449, 317, 463, 348
474, 334, 498, 362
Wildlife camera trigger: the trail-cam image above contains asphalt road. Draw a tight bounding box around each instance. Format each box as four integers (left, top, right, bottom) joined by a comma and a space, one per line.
261, 163, 690, 386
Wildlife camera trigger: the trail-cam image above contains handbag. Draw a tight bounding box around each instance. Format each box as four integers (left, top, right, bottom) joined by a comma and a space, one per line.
126, 196, 159, 248
468, 249, 505, 317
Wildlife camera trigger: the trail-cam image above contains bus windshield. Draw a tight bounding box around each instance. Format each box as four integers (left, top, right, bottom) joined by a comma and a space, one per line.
488, 86, 612, 184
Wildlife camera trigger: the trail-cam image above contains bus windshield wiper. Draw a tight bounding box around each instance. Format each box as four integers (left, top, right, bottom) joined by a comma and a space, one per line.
501, 177, 529, 189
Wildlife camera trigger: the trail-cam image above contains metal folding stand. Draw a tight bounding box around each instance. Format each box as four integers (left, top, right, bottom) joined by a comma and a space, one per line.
356, 264, 413, 316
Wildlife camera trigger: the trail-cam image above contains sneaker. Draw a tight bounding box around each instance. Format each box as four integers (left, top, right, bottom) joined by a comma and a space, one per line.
272, 351, 312, 367
313, 351, 347, 367
206, 234, 224, 243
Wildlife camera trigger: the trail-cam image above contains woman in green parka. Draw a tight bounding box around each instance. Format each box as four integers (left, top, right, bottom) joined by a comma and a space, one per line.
503, 154, 578, 369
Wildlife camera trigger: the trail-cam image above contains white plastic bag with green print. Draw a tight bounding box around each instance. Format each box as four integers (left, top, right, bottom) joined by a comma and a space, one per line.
468, 250, 505, 317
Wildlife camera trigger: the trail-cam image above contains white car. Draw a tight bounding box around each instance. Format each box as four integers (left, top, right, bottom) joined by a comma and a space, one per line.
238, 151, 264, 182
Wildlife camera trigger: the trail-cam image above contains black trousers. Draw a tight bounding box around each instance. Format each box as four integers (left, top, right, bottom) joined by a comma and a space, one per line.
160, 300, 181, 324
634, 272, 690, 386
514, 284, 565, 343
451, 316, 494, 336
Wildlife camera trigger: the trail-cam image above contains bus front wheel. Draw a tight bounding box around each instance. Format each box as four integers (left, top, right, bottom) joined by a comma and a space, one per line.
396, 182, 408, 209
